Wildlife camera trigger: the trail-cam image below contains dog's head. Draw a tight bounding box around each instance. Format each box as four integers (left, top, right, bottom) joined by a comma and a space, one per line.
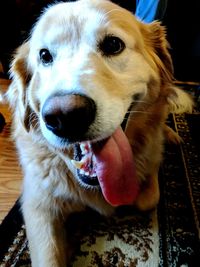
7, 0, 192, 207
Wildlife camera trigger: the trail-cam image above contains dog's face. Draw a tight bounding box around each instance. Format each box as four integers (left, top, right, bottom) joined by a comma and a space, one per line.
9, 0, 174, 207
26, 0, 172, 145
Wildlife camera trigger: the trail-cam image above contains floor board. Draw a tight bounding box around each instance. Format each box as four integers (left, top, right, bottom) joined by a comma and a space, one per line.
0, 78, 22, 223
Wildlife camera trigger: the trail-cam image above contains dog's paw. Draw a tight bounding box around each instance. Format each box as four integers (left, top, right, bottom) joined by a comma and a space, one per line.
135, 174, 160, 211
135, 190, 160, 211
167, 86, 194, 114
164, 125, 183, 144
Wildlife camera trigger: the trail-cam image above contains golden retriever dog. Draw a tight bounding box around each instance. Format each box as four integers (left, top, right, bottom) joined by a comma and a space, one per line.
7, 0, 193, 266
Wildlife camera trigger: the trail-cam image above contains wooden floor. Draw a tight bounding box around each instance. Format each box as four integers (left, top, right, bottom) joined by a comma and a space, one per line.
0, 77, 22, 223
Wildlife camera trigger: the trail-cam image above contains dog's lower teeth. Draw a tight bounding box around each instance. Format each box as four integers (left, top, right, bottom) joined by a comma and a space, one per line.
79, 169, 90, 176
79, 169, 85, 175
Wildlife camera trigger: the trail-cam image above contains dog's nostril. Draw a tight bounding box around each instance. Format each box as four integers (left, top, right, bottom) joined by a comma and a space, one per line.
44, 114, 63, 131
42, 94, 96, 141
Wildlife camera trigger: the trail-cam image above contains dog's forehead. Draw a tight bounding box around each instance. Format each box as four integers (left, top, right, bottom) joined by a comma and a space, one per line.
33, 2, 106, 47
31, 0, 141, 48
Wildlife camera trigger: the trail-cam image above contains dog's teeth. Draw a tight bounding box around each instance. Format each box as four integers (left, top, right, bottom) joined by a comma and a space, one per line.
71, 160, 83, 169
80, 142, 91, 155
80, 143, 87, 154
78, 169, 90, 176
79, 169, 85, 175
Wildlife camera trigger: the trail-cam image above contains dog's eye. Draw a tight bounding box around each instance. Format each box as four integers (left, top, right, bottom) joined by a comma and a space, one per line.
39, 49, 53, 65
99, 35, 125, 56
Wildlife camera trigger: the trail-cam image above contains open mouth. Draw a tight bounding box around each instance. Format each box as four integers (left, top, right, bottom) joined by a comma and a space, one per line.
71, 127, 140, 207
73, 142, 100, 187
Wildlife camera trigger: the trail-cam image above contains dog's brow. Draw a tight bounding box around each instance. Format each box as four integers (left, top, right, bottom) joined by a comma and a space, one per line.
43, 16, 85, 48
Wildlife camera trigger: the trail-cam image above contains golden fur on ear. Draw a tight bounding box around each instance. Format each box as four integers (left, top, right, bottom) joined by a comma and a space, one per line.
141, 21, 173, 84
8, 42, 30, 100
6, 42, 33, 131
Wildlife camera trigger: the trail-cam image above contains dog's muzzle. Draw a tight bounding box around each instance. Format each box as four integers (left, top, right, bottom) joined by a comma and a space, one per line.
42, 93, 96, 142
42, 93, 139, 207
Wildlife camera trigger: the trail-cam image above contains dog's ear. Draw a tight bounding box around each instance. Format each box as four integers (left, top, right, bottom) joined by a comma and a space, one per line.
140, 22, 194, 114
167, 86, 194, 114
7, 42, 33, 131
141, 21, 173, 84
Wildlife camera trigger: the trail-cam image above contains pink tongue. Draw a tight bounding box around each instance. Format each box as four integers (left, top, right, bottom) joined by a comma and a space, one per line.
92, 127, 139, 206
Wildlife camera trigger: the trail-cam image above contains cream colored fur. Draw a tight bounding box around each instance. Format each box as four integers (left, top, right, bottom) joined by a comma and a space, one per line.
7, 0, 193, 266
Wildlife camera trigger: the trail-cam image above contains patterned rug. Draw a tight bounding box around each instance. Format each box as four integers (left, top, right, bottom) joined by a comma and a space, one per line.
0, 84, 200, 267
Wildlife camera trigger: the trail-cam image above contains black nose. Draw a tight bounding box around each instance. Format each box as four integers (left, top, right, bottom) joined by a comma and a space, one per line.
42, 93, 96, 142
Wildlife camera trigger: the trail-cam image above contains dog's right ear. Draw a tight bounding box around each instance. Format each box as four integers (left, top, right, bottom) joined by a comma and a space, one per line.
6, 42, 33, 131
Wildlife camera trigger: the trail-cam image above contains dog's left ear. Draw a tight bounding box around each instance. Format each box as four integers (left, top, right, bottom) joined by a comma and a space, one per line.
6, 42, 33, 131
141, 21, 173, 84
141, 21, 194, 113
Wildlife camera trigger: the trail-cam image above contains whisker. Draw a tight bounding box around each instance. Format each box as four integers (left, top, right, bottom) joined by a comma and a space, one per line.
32, 121, 40, 132
124, 116, 153, 124
29, 114, 37, 122
28, 112, 40, 131
106, 18, 126, 24
29, 113, 36, 121
32, 119, 39, 127
131, 100, 149, 104
100, 8, 127, 24
132, 99, 149, 103
126, 110, 151, 115
103, 8, 125, 18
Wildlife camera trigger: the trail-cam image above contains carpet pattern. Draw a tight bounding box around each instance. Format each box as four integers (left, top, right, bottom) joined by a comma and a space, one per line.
0, 84, 199, 267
